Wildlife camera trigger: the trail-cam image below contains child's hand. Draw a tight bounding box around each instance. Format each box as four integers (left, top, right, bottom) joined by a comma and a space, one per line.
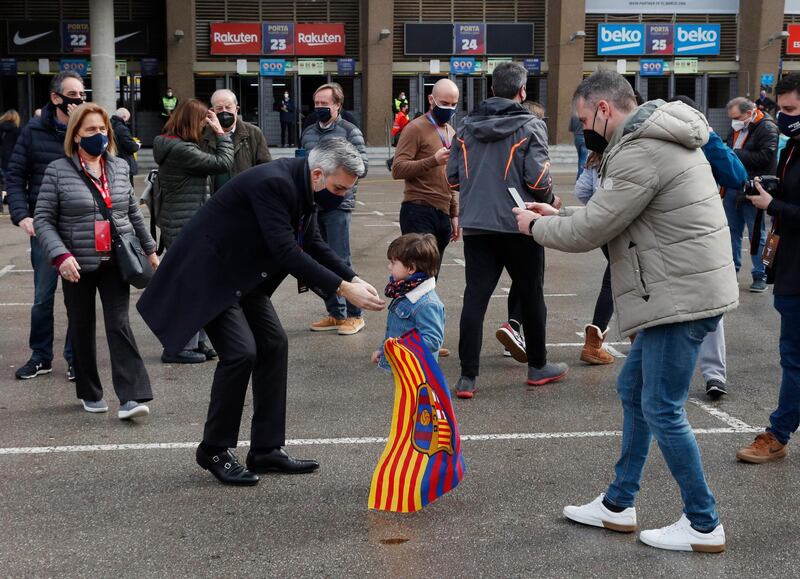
371, 350, 381, 364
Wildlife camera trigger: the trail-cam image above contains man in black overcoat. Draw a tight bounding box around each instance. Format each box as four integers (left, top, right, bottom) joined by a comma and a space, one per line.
137, 139, 384, 486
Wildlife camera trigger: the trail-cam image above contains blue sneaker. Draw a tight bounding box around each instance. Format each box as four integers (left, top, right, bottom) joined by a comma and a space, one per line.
749, 279, 767, 293
118, 401, 149, 420
81, 399, 109, 413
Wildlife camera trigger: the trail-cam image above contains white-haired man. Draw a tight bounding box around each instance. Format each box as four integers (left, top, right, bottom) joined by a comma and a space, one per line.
201, 88, 271, 192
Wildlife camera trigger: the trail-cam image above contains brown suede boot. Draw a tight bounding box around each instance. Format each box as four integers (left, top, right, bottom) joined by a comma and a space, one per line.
580, 324, 615, 365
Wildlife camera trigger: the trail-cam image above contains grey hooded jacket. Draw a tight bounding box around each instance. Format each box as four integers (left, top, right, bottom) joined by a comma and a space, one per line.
532, 100, 739, 336
447, 97, 554, 234
34, 154, 156, 271
300, 116, 368, 212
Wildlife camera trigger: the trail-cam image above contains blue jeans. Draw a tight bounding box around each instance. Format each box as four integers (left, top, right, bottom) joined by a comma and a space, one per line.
317, 209, 361, 319
722, 191, 766, 281
767, 295, 800, 445
30, 237, 72, 364
574, 136, 588, 180
605, 315, 722, 532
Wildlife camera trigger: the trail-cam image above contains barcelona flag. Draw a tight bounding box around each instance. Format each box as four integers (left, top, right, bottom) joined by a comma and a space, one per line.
369, 329, 465, 512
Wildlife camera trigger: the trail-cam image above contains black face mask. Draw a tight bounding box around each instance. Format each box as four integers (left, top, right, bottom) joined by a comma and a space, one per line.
217, 112, 236, 129
777, 111, 800, 139
583, 106, 609, 154
315, 107, 332, 124
314, 187, 346, 210
55, 93, 84, 116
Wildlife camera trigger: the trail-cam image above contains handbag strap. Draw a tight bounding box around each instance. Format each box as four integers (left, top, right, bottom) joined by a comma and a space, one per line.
70, 159, 120, 238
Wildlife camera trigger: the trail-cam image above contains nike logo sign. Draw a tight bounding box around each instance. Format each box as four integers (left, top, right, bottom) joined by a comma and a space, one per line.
13, 31, 53, 46
114, 31, 141, 43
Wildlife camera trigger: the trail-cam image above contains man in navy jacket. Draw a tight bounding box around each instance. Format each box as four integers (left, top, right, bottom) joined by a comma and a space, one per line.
137, 139, 385, 486
6, 71, 84, 381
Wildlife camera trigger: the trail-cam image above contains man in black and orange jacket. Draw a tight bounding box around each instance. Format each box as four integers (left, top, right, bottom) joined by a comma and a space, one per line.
445, 62, 567, 399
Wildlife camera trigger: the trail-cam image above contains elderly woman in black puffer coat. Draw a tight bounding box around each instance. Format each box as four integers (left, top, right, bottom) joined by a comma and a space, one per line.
34, 103, 158, 420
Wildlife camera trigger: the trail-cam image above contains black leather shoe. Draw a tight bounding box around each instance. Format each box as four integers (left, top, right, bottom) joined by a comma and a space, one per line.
196, 446, 259, 486
161, 349, 206, 364
246, 447, 320, 474
195, 340, 218, 360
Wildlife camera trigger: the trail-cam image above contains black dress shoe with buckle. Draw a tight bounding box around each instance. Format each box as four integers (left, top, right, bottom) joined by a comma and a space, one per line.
196, 446, 259, 486
246, 447, 320, 474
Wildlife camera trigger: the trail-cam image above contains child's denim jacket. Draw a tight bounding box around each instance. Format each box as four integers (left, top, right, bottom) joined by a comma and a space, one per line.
378, 277, 446, 372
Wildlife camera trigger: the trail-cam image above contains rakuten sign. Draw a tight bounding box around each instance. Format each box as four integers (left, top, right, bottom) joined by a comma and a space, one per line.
295, 23, 345, 55
210, 23, 261, 54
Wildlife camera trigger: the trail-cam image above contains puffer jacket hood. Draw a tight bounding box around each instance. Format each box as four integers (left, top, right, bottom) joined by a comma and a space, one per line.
609, 99, 709, 152
462, 97, 532, 142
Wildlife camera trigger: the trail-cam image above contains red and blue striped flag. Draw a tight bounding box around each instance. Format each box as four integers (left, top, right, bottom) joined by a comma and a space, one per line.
369, 329, 465, 512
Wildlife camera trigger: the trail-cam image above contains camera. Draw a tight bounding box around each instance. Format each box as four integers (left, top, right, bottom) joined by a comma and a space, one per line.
743, 175, 780, 197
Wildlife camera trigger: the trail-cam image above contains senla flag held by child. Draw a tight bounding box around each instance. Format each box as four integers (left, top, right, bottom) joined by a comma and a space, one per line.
369, 329, 465, 513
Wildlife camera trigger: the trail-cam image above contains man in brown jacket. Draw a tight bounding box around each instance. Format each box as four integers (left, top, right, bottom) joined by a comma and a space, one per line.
392, 79, 461, 268
201, 89, 271, 193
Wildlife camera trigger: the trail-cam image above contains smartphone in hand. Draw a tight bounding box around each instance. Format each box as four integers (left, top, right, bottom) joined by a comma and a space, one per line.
507, 187, 528, 210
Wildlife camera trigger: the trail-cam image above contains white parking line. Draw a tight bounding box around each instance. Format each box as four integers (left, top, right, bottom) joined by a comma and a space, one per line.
0, 426, 759, 456
688, 398, 756, 431
0, 265, 15, 277
0, 303, 33, 306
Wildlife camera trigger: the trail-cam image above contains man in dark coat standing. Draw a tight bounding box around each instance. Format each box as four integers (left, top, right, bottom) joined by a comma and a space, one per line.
137, 139, 385, 486
111, 108, 139, 186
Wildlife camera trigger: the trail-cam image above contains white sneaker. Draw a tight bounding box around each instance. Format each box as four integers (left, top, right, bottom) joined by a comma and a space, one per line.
563, 494, 637, 533
118, 401, 150, 420
639, 514, 725, 553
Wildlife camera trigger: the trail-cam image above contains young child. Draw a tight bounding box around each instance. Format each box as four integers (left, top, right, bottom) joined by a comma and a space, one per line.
371, 233, 445, 371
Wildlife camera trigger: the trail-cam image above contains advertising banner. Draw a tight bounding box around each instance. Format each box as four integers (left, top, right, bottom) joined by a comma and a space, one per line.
586, 0, 738, 13
788, 24, 800, 55
674, 24, 720, 55
262, 22, 294, 55
209, 22, 261, 55
645, 24, 674, 55
295, 23, 345, 56
63, 21, 90, 54
454, 23, 485, 55
7, 21, 61, 54
114, 22, 149, 54
450, 57, 476, 75
597, 24, 645, 56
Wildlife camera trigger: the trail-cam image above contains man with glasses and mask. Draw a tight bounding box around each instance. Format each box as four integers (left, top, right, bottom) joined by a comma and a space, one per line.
301, 83, 369, 336
201, 89, 271, 193
6, 71, 83, 381
723, 97, 779, 293
513, 70, 738, 553
446, 62, 567, 399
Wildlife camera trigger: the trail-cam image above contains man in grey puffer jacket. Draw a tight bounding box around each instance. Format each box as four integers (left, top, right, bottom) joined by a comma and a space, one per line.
301, 83, 369, 336
515, 71, 738, 553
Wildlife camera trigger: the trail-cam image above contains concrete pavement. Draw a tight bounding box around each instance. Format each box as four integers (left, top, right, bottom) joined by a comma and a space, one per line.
0, 170, 797, 577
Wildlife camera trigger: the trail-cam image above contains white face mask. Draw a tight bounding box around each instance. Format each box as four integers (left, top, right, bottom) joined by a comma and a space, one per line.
731, 119, 747, 131
284, 93, 289, 99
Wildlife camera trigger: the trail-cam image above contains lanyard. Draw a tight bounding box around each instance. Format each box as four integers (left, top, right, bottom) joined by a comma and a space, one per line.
427, 113, 452, 149
80, 157, 111, 209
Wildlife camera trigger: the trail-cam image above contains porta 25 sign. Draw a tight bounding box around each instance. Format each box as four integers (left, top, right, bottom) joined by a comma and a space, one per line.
597, 23, 720, 56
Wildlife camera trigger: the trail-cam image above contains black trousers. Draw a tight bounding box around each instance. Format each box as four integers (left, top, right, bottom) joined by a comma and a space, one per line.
460, 233, 548, 376
591, 245, 614, 330
280, 121, 294, 147
202, 291, 288, 450
62, 261, 152, 404
399, 202, 452, 271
